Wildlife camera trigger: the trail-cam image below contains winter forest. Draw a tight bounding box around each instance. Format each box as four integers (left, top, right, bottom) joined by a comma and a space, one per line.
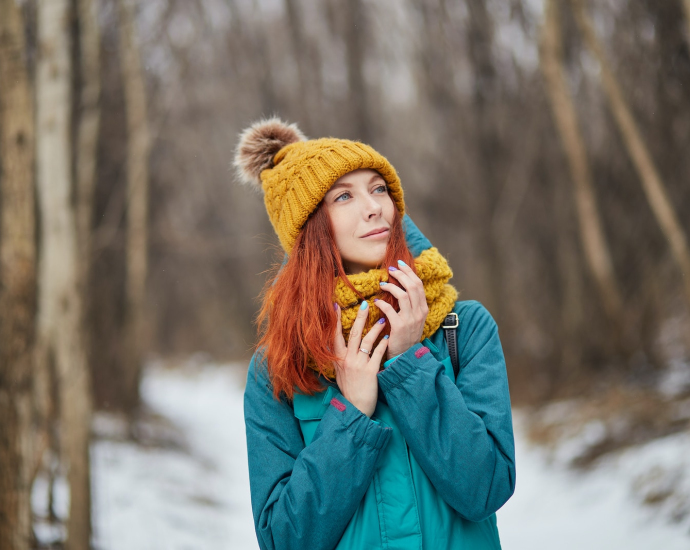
1, 0, 690, 548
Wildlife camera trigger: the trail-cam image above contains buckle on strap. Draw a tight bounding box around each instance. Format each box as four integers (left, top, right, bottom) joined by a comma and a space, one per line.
442, 312, 458, 329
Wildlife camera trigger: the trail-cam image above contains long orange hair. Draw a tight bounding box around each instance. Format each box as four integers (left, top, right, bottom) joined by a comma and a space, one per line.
256, 203, 415, 400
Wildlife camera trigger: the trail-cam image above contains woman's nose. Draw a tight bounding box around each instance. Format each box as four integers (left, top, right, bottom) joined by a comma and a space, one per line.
363, 195, 382, 218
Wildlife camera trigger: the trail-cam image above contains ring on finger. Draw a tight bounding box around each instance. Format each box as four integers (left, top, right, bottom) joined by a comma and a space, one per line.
359, 347, 370, 355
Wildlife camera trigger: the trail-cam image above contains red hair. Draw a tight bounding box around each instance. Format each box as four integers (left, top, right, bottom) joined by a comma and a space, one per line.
256, 204, 415, 400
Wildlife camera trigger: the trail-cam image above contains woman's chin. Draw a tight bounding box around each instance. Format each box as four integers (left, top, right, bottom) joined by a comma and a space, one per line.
343, 256, 386, 274
341, 243, 389, 274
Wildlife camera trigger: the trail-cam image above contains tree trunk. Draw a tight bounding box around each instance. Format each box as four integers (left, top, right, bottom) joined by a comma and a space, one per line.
539, 0, 624, 322
118, 0, 150, 412
465, 0, 505, 322
74, 0, 101, 432
76, 0, 101, 292
570, 0, 690, 309
683, 0, 690, 45
0, 1, 36, 548
554, 168, 584, 386
341, 0, 372, 142
35, 1, 92, 548
284, 0, 313, 129
412, 0, 480, 297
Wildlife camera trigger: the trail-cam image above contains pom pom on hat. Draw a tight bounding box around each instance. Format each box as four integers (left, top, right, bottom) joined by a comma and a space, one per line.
233, 117, 306, 186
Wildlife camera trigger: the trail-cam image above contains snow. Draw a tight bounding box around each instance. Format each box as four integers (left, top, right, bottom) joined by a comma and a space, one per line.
32, 452, 69, 546
499, 413, 690, 549
90, 361, 690, 549
91, 362, 258, 550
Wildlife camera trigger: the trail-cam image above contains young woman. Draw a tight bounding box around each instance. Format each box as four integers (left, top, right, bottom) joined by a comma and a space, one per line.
237, 118, 515, 550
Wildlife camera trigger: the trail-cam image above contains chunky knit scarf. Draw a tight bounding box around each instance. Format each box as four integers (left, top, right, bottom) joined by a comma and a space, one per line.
315, 247, 458, 379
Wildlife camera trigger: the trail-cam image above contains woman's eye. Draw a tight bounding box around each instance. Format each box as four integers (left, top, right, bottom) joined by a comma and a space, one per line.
335, 192, 351, 202
373, 185, 387, 194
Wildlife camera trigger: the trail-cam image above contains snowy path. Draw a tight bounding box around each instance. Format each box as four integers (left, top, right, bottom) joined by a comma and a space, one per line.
91, 363, 259, 550
91, 363, 690, 549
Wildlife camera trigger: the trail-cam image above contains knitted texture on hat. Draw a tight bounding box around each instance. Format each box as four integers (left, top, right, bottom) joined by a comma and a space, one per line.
313, 247, 458, 379
234, 119, 405, 253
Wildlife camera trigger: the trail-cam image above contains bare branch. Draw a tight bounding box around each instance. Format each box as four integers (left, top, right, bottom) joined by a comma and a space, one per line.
571, 0, 690, 308
539, 0, 623, 321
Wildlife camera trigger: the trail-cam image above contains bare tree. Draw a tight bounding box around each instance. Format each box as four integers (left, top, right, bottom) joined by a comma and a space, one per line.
0, 2, 36, 548
340, 0, 373, 142
76, 0, 102, 290
284, 0, 314, 128
539, 0, 624, 322
118, 0, 151, 411
683, 0, 690, 45
465, 0, 506, 320
571, 0, 690, 309
35, 0, 92, 547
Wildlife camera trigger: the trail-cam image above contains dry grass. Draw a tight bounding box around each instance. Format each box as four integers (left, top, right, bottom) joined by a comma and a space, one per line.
524, 385, 690, 468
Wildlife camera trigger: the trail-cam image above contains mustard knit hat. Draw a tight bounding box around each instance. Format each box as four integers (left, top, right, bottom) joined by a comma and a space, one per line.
234, 118, 405, 253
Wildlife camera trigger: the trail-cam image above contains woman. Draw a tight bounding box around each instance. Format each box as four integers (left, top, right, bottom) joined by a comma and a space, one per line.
237, 118, 515, 550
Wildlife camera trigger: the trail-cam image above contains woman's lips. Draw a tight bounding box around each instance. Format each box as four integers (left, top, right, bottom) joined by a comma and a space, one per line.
361, 228, 390, 239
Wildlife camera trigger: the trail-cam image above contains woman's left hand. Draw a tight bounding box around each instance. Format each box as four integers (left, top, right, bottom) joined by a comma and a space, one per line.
375, 260, 429, 359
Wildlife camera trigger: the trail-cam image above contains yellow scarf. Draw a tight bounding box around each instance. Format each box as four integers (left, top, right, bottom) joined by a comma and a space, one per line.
316, 247, 458, 378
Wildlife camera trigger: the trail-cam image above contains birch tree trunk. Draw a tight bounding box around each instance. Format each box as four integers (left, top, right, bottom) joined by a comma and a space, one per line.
0, 1, 36, 548
118, 0, 150, 412
539, 0, 624, 322
35, 0, 92, 547
570, 0, 690, 309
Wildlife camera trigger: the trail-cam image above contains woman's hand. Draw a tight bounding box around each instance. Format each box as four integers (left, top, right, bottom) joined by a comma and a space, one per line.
333, 301, 389, 418
375, 260, 429, 359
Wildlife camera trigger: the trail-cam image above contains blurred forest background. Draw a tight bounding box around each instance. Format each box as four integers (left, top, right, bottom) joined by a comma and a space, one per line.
1, 0, 690, 548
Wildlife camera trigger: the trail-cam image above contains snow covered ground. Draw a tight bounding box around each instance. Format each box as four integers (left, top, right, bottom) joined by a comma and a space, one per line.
90, 361, 690, 549
499, 414, 690, 549
91, 362, 258, 550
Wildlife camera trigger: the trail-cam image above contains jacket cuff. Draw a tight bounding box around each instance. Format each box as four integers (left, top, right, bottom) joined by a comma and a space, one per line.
325, 392, 392, 451
378, 342, 434, 393
383, 353, 402, 368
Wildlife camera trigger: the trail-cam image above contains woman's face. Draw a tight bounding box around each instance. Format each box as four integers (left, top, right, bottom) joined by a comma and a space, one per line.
323, 168, 396, 274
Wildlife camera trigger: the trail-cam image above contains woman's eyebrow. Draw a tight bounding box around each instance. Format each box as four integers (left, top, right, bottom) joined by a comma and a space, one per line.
329, 181, 353, 190
329, 175, 383, 193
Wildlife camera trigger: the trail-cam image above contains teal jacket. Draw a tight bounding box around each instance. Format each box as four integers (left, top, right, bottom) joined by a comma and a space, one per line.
244, 216, 516, 550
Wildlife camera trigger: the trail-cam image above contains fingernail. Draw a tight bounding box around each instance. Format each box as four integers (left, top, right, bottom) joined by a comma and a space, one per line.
334, 302, 338, 311
379, 282, 387, 286
377, 318, 385, 324
383, 335, 389, 340
360, 301, 368, 310
398, 260, 407, 267
388, 266, 398, 271
374, 298, 379, 302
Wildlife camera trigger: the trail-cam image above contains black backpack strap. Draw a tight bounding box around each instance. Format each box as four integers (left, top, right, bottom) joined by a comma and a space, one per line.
443, 312, 460, 378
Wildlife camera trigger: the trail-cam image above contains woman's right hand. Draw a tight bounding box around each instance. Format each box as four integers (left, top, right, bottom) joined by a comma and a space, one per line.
334, 301, 389, 418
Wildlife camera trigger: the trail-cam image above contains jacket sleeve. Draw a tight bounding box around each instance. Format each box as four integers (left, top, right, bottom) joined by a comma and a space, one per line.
377, 302, 516, 522
244, 353, 392, 550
